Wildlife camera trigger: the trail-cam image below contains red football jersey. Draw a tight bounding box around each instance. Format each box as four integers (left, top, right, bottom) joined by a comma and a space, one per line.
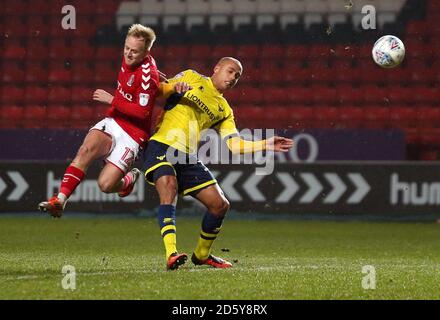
106, 55, 160, 147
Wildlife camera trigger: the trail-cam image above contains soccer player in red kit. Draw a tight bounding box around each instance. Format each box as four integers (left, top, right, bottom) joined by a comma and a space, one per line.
38, 24, 189, 217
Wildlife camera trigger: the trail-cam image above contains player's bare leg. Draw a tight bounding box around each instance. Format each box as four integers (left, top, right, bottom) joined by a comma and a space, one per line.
38, 130, 112, 217
155, 175, 187, 270
97, 163, 141, 197
191, 184, 232, 268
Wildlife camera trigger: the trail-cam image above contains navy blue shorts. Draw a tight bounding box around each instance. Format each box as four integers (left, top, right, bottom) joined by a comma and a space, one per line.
143, 140, 217, 196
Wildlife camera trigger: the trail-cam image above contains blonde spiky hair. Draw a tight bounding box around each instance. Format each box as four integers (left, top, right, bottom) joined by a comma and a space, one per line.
126, 24, 156, 51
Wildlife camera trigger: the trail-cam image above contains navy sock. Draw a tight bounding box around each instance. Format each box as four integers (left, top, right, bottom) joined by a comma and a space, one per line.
201, 211, 224, 235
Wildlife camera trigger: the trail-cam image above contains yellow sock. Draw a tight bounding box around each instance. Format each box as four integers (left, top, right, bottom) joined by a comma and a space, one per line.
194, 231, 217, 261
161, 226, 177, 259
163, 233, 176, 259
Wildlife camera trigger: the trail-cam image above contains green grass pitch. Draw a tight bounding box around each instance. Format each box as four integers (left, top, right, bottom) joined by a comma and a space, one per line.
1, 216, 439, 299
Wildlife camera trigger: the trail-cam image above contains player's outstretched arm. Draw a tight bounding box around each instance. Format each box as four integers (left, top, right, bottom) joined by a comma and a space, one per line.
93, 89, 114, 105
226, 136, 293, 154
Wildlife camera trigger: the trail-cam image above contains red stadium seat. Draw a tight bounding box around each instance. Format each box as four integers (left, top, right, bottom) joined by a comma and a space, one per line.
418, 128, 440, 146
70, 105, 96, 127
389, 106, 417, 129
357, 63, 388, 85
357, 44, 373, 59
189, 45, 212, 60
2, 46, 27, 60
48, 68, 72, 84
263, 87, 290, 105
336, 85, 363, 106
74, 1, 96, 14
95, 0, 120, 15
48, 40, 71, 60
223, 89, 242, 105
2, 18, 28, 38
413, 87, 439, 105
332, 45, 358, 60
1, 62, 25, 84
48, 86, 71, 104
94, 105, 110, 120
309, 66, 333, 84
159, 61, 184, 79
233, 105, 265, 128
409, 68, 437, 85
25, 63, 49, 83
70, 17, 98, 39
212, 45, 237, 58
289, 106, 314, 129
236, 87, 264, 105
260, 45, 285, 60
311, 86, 338, 105
1, 86, 25, 104
284, 45, 309, 60
332, 61, 355, 83
363, 106, 390, 129
24, 86, 48, 104
2, 0, 26, 15
46, 105, 72, 128
416, 107, 440, 128
71, 86, 93, 104
48, 0, 65, 15
313, 106, 339, 128
27, 0, 50, 15
151, 45, 165, 61
338, 106, 364, 129
25, 16, 50, 37
71, 105, 96, 127
280, 60, 303, 69
260, 66, 283, 86
0, 106, 24, 128
406, 21, 429, 38
238, 67, 260, 86
23, 105, 47, 128
95, 47, 121, 59
309, 45, 332, 60
71, 63, 94, 84
387, 87, 413, 105
25, 41, 48, 60
284, 67, 311, 85
384, 67, 411, 86
164, 45, 190, 61
93, 68, 118, 86
71, 45, 95, 61
48, 17, 71, 37
405, 41, 434, 59
362, 85, 389, 105
264, 106, 292, 128
236, 45, 260, 60
286, 86, 314, 105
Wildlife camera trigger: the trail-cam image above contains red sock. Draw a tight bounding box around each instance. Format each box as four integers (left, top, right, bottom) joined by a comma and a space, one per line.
121, 172, 133, 190
59, 165, 85, 199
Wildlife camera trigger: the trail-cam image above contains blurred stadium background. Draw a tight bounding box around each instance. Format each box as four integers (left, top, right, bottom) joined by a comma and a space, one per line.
1, 0, 440, 300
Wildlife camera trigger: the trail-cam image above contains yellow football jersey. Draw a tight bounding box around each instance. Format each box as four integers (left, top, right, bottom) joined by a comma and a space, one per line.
151, 69, 239, 154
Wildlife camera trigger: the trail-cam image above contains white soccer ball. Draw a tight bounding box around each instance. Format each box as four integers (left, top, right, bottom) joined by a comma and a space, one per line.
372, 35, 406, 68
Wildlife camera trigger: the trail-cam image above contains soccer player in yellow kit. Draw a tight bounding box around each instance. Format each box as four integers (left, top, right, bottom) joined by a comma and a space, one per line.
144, 57, 293, 270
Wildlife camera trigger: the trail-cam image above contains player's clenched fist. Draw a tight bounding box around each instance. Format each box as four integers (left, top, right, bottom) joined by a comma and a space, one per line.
93, 89, 114, 105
